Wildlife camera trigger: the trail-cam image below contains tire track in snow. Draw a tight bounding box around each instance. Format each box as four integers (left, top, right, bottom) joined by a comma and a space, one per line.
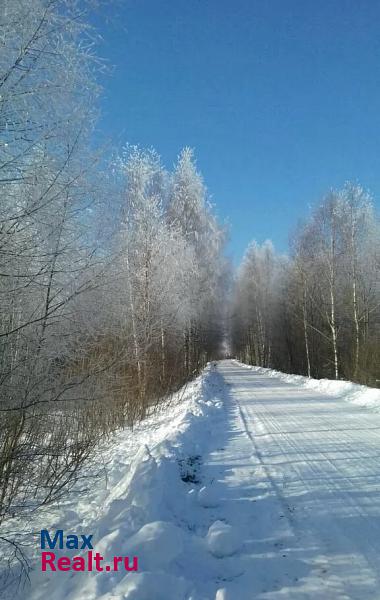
233, 390, 299, 536
219, 360, 380, 598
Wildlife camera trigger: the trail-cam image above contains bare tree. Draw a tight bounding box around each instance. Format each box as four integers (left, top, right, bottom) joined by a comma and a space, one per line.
231, 184, 379, 387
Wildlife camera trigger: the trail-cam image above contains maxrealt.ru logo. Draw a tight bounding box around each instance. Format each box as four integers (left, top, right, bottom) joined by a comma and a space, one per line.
40, 530, 139, 573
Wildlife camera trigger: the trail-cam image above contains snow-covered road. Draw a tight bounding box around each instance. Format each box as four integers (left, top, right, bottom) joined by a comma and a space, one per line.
210, 360, 380, 599
11, 359, 380, 600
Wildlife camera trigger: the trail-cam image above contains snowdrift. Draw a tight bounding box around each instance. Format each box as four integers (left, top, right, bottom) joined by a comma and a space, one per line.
2, 364, 232, 600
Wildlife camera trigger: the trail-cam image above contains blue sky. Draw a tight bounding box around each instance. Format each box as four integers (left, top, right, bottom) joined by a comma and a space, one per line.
94, 0, 380, 262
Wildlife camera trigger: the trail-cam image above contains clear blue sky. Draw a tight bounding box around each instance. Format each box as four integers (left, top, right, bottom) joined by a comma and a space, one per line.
94, 0, 380, 262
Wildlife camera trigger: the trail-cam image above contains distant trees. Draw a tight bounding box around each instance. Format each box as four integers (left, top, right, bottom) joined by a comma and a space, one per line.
231, 241, 283, 367
231, 184, 380, 386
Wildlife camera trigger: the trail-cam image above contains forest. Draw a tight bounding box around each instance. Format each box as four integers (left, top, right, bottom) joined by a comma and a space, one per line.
0, 0, 379, 577
231, 185, 380, 386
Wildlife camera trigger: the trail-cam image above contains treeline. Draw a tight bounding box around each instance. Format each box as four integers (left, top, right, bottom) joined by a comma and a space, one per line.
231, 184, 380, 386
0, 0, 226, 548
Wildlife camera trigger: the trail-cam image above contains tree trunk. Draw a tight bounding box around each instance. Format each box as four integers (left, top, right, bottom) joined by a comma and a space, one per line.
302, 283, 311, 377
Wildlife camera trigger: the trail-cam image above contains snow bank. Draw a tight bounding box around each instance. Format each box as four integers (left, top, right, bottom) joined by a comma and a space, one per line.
125, 520, 184, 569
234, 360, 380, 411
1, 363, 228, 600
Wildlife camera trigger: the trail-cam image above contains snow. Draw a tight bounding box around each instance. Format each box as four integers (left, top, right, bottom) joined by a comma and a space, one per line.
125, 521, 184, 569
3, 360, 380, 599
215, 589, 232, 600
98, 571, 190, 600
206, 521, 242, 558
235, 359, 380, 411
198, 485, 221, 508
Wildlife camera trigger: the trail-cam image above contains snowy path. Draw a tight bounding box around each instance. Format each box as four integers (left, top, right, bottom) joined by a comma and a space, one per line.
208, 360, 380, 599
13, 360, 380, 600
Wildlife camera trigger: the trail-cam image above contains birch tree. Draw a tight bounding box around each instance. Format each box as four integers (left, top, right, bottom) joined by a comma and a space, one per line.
232, 183, 379, 386
167, 148, 226, 373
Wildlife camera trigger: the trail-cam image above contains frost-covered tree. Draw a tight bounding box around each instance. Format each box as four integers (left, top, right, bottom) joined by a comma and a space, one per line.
0, 0, 105, 542
231, 183, 379, 386
231, 240, 284, 367
103, 147, 226, 419
167, 148, 227, 373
